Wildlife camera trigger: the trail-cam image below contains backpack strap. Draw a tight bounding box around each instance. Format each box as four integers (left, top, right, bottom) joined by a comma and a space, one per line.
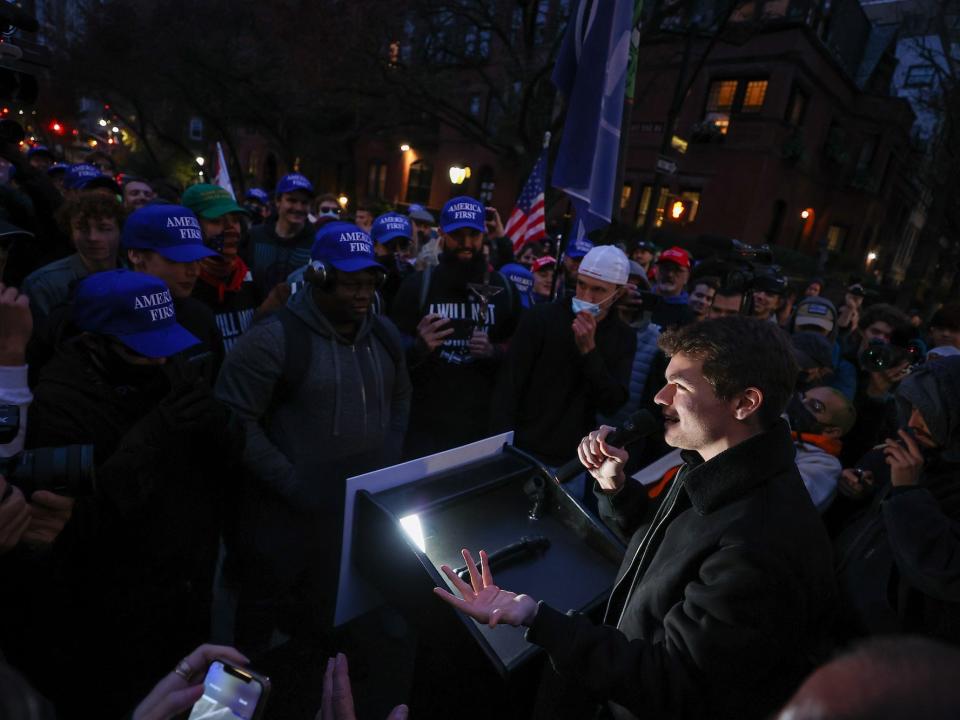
274, 306, 312, 401
418, 264, 433, 317
370, 316, 403, 371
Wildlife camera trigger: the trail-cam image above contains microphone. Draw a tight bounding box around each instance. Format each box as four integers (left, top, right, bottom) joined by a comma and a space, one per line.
553, 409, 660, 484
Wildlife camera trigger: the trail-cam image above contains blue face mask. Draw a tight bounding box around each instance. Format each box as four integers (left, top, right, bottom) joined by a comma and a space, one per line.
571, 296, 602, 317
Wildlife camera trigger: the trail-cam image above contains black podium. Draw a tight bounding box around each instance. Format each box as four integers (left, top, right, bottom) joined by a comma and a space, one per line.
348, 441, 625, 716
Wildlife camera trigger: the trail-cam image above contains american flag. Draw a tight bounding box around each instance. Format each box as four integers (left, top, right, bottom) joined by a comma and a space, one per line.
504, 150, 547, 252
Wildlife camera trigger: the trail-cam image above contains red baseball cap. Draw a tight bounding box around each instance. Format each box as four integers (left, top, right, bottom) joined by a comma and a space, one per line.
532, 256, 556, 273
656, 246, 692, 269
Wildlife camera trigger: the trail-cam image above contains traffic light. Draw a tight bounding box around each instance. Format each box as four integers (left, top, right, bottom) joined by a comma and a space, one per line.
667, 197, 688, 222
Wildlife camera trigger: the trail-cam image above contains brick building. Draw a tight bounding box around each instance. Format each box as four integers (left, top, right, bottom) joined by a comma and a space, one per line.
621, 0, 919, 278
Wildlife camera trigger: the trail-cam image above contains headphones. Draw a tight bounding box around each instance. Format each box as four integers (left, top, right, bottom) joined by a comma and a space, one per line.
305, 260, 386, 291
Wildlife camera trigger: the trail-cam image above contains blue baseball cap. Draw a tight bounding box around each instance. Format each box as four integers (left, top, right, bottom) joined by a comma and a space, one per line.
440, 196, 484, 233
371, 213, 412, 246
245, 188, 270, 203
27, 145, 54, 160
121, 204, 218, 262
275, 173, 314, 197
500, 263, 534, 309
64, 163, 120, 193
73, 270, 200, 358
46, 162, 69, 176
311, 222, 383, 273
565, 236, 594, 259
407, 203, 435, 224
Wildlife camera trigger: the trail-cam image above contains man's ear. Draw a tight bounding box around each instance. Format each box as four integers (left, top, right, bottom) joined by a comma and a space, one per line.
127, 249, 143, 268
734, 387, 764, 421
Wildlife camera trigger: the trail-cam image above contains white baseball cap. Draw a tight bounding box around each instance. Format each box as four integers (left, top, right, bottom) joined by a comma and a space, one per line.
578, 245, 629, 285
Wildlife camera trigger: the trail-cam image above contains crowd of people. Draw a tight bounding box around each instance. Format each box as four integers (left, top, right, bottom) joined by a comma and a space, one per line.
0, 141, 959, 720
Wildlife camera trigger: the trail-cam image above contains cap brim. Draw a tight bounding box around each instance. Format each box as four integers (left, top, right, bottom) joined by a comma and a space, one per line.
115, 322, 200, 359
409, 212, 434, 223
196, 200, 248, 218
374, 230, 411, 245
155, 244, 219, 262
442, 220, 484, 233
796, 318, 834, 332
79, 177, 121, 194
328, 257, 385, 273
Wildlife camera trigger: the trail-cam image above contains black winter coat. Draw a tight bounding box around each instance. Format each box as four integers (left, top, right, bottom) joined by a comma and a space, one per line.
491, 300, 635, 466
17, 344, 242, 717
834, 451, 960, 643
525, 420, 837, 720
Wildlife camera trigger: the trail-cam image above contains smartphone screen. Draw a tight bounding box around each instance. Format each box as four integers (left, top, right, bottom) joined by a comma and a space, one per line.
188, 661, 267, 720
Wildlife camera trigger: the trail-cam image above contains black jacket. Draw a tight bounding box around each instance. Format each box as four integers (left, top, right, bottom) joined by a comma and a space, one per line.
526, 421, 837, 720
835, 454, 960, 644
15, 344, 242, 717
491, 299, 635, 466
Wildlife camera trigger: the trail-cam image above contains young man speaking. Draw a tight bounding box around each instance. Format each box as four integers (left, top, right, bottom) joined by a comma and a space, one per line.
435, 315, 836, 720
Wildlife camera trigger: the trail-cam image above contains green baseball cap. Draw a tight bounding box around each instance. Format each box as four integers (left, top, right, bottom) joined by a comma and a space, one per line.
181, 183, 246, 219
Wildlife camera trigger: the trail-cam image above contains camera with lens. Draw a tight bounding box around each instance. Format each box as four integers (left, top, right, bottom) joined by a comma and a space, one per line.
858, 339, 911, 373
0, 404, 95, 498
691, 239, 786, 308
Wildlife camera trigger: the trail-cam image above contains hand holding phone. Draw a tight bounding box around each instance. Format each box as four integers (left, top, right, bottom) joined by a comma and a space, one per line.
133, 645, 253, 720
187, 658, 270, 720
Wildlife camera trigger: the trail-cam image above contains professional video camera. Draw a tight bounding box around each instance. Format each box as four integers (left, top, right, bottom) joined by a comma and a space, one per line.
690, 238, 787, 312
0, 404, 95, 498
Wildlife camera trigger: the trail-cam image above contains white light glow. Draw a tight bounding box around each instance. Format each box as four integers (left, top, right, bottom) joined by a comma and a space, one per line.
399, 514, 426, 553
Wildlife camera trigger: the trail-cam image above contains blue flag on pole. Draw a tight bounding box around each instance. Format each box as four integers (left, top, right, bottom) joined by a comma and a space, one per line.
551, 0, 633, 241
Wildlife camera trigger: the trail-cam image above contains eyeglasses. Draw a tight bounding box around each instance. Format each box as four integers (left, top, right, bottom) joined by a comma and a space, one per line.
319, 206, 340, 215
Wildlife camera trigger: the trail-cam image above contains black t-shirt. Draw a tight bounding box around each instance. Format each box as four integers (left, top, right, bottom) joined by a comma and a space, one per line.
390, 258, 520, 457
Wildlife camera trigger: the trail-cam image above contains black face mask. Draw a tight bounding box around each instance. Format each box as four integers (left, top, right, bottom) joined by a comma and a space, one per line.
786, 393, 825, 435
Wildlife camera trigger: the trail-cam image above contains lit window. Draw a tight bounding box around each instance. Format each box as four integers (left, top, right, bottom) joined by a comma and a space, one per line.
705, 80, 737, 135
826, 225, 847, 253
680, 190, 701, 222
469, 94, 481, 117
620, 182, 633, 210
636, 185, 669, 228
706, 80, 738, 112
742, 80, 768, 112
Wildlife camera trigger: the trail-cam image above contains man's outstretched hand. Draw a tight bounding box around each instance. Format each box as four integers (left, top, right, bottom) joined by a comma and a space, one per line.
433, 549, 538, 628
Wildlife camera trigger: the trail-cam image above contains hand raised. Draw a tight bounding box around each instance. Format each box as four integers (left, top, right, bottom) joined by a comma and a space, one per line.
577, 425, 628, 492
433, 549, 538, 628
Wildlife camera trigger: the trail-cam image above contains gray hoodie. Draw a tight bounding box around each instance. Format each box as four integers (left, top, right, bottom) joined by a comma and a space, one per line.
215, 287, 411, 505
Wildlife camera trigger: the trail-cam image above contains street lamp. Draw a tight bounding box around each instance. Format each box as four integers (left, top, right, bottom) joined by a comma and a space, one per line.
111, 126, 119, 133
449, 165, 471, 184
337, 194, 349, 208
866, 252, 878, 264
800, 209, 810, 220
400, 143, 411, 152
195, 156, 205, 167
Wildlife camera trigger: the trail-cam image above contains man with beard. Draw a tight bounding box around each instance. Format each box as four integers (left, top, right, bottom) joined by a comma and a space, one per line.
248, 173, 315, 298
371, 211, 416, 314
16, 269, 239, 718
215, 221, 410, 652
182, 184, 262, 351
391, 196, 520, 458
650, 246, 695, 329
